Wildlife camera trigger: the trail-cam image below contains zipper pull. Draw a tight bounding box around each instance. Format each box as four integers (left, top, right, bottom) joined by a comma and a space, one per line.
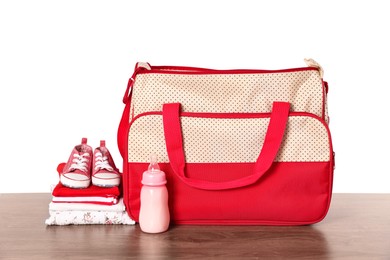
304, 58, 324, 78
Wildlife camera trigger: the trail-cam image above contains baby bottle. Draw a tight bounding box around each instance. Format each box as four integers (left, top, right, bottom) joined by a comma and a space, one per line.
139, 155, 170, 233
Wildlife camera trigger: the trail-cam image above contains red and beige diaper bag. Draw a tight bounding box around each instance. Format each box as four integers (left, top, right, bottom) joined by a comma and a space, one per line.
118, 59, 334, 225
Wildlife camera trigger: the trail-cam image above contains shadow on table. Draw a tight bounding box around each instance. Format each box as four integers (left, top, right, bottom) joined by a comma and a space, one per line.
136, 225, 330, 259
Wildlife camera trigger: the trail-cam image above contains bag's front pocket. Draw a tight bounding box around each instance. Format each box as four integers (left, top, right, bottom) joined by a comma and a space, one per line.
126, 102, 333, 224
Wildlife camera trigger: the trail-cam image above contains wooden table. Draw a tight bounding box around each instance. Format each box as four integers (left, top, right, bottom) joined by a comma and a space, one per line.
0, 193, 389, 259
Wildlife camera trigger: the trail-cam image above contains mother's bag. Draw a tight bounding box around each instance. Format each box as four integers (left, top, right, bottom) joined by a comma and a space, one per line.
118, 59, 334, 225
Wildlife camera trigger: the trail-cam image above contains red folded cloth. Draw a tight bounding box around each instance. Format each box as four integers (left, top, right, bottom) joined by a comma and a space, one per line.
52, 182, 121, 198
51, 182, 121, 205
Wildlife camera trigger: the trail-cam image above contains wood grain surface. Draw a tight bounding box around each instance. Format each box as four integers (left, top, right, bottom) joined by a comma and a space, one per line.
0, 193, 389, 259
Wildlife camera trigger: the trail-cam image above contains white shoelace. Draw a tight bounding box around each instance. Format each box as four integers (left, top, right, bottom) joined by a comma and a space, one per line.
69, 153, 90, 172
94, 152, 113, 171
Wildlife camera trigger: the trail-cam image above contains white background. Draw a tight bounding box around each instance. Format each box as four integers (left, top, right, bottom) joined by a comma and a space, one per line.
1, 0, 389, 193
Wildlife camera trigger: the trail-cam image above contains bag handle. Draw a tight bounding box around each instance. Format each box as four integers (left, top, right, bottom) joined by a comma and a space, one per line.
162, 102, 290, 190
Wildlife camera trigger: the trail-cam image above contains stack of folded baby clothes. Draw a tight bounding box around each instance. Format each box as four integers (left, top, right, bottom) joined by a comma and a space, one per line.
45, 138, 135, 226
51, 181, 121, 205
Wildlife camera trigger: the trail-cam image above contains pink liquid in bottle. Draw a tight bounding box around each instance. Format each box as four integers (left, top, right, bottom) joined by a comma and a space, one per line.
139, 155, 170, 233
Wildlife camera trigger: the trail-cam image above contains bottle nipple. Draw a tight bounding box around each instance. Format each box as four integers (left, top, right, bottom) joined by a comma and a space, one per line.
148, 154, 160, 172
142, 154, 166, 186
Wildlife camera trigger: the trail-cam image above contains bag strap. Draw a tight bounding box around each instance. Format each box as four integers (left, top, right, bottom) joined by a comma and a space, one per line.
118, 63, 152, 158
162, 101, 290, 190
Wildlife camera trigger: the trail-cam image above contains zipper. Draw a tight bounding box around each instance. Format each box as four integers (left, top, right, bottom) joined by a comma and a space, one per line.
123, 59, 323, 103
137, 66, 318, 75
129, 111, 329, 129
135, 58, 323, 75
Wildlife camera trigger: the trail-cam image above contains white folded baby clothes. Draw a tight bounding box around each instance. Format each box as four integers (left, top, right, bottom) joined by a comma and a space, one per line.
45, 199, 135, 226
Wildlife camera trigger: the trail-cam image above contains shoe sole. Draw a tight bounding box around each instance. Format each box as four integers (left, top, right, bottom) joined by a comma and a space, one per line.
92, 176, 120, 187
60, 175, 90, 189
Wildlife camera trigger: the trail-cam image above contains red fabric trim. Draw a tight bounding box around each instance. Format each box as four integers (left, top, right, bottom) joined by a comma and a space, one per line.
151, 65, 218, 72
129, 110, 328, 129
121, 102, 134, 214
138, 66, 318, 75
122, 78, 134, 104
323, 81, 329, 94
122, 66, 149, 104
117, 96, 132, 159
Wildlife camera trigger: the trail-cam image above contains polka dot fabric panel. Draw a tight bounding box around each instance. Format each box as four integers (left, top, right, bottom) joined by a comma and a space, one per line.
128, 114, 330, 163
130, 70, 325, 121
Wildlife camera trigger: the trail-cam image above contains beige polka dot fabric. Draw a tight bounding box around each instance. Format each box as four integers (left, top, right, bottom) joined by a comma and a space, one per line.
130, 70, 326, 121
127, 65, 331, 164
128, 114, 330, 163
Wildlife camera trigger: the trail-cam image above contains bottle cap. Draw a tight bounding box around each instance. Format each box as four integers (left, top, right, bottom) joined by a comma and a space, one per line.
141, 155, 166, 186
